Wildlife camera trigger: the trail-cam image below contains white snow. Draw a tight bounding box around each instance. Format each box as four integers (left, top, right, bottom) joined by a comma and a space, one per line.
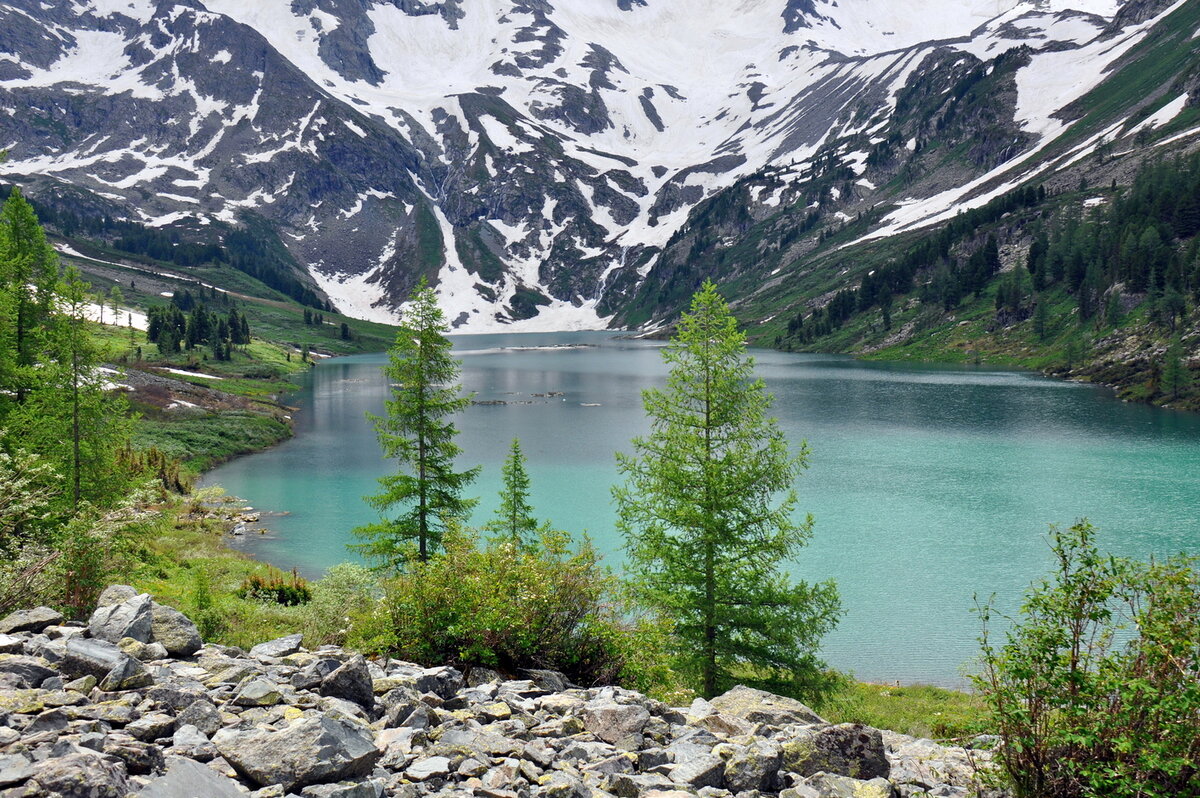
84, 302, 148, 331
1128, 93, 1190, 136
162, 368, 222, 380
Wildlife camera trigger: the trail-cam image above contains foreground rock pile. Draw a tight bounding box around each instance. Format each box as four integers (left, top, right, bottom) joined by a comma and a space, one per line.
0, 588, 1003, 798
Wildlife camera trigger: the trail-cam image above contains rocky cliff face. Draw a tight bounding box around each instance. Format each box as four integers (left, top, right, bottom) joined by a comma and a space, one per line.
0, 0, 1191, 330
0, 589, 1005, 797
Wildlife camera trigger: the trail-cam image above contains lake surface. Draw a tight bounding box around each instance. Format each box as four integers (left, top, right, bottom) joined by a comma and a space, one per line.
202, 331, 1200, 687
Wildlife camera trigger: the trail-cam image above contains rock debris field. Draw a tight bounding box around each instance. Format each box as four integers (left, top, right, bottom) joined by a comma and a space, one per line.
0, 587, 1005, 797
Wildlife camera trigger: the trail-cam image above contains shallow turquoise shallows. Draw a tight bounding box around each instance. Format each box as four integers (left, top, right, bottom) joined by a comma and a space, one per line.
201, 331, 1200, 687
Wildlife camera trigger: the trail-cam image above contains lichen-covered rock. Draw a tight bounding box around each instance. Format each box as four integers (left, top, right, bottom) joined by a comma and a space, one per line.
784, 723, 890, 781
792, 772, 897, 798
722, 739, 784, 792
22, 752, 129, 798
149, 602, 202, 657
0, 607, 63, 635
214, 714, 382, 791
710, 684, 825, 727
581, 699, 651, 747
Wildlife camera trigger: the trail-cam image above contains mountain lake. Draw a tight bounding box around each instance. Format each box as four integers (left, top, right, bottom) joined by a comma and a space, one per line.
201, 331, 1200, 688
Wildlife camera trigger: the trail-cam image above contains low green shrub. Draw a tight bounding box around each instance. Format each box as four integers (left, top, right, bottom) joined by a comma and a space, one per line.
238, 569, 312, 606
975, 521, 1200, 798
357, 528, 681, 698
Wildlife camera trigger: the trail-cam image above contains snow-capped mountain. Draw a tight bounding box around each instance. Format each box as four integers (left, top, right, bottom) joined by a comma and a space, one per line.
0, 0, 1194, 330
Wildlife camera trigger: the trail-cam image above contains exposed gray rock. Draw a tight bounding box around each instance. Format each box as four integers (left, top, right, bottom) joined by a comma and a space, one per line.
214, 714, 382, 791
23, 752, 129, 798
0, 753, 33, 788
149, 603, 202, 657
406, 755, 451, 781
670, 754, 725, 789
61, 637, 130, 680
582, 699, 651, 747
249, 633, 304, 659
0, 606, 63, 635
320, 654, 373, 709
88, 593, 154, 644
0, 655, 57, 688
795, 772, 896, 798
710, 684, 825, 727
175, 698, 223, 736
783, 724, 889, 781
139, 757, 244, 798
96, 585, 138, 608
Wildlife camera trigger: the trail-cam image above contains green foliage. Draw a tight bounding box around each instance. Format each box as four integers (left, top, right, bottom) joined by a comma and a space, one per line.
821, 681, 989, 741
615, 281, 841, 699
298, 563, 380, 647
975, 521, 1200, 798
366, 527, 679, 696
1161, 335, 1192, 400
237, 568, 312, 606
351, 281, 479, 568
483, 438, 540, 546
133, 412, 291, 475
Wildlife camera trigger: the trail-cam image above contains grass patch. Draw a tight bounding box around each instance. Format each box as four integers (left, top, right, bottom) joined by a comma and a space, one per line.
821, 682, 990, 741
133, 412, 292, 474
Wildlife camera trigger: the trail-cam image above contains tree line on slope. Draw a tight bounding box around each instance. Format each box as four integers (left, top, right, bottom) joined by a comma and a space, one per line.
779, 155, 1200, 391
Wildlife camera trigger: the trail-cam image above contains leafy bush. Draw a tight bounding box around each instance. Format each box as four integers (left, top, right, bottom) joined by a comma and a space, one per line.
299, 563, 380, 647
361, 528, 680, 697
238, 568, 312, 606
975, 521, 1200, 798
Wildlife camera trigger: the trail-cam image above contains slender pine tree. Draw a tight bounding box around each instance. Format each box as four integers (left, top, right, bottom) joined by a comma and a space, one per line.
484, 438, 539, 546
614, 280, 841, 699
351, 281, 478, 569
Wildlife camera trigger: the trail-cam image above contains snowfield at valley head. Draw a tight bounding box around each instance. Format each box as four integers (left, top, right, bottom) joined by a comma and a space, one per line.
0, 0, 1189, 330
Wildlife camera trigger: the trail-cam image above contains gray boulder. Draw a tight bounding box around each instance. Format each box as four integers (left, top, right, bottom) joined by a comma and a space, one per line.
724, 740, 784, 792
793, 772, 896, 798
249, 633, 304, 659
149, 603, 202, 657
783, 723, 890, 781
710, 684, 825, 727
0, 753, 33, 788
0, 606, 63, 634
88, 593, 154, 644
0, 655, 57, 689
175, 698, 223, 736
233, 677, 282, 707
581, 700, 651, 747
23, 752, 129, 798
214, 713, 382, 791
670, 754, 725, 789
98, 654, 154, 691
61, 637, 130, 680
139, 757, 244, 798
95, 585, 138, 607
320, 654, 374, 709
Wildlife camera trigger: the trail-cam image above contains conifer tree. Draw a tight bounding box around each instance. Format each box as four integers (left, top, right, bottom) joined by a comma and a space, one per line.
0, 188, 59, 407
485, 438, 539, 546
614, 280, 841, 699
352, 281, 478, 569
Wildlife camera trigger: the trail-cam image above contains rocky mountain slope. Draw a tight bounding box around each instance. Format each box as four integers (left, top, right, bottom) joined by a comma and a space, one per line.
2, 0, 1196, 331
0, 588, 1002, 797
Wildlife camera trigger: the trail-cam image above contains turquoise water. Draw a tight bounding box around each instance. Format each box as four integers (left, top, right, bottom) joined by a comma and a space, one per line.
201, 332, 1200, 687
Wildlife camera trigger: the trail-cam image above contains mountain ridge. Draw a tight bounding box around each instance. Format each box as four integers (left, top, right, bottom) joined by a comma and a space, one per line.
0, 0, 1196, 332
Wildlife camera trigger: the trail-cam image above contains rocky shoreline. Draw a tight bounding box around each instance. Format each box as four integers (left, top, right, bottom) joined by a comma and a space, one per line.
0, 588, 1004, 797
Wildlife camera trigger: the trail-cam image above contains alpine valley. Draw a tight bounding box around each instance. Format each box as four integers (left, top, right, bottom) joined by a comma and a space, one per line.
2, 0, 1199, 362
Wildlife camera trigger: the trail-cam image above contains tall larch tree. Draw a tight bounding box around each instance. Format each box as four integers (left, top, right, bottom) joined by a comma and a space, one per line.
351, 280, 478, 569
614, 280, 841, 699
